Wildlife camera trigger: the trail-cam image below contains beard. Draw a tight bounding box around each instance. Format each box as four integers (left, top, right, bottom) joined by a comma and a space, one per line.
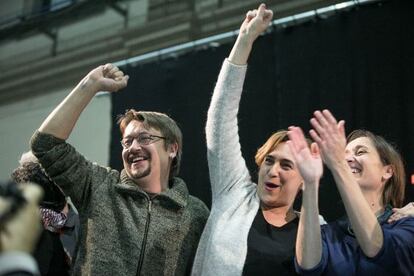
126, 161, 151, 180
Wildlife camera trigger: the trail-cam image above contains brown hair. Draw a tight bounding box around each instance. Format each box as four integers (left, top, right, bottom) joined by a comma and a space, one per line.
347, 130, 405, 208
117, 109, 182, 178
255, 129, 311, 166
255, 130, 290, 166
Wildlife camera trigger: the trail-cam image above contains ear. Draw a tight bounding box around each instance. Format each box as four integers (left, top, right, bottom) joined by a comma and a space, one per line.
168, 142, 178, 159
382, 165, 393, 182
298, 177, 304, 191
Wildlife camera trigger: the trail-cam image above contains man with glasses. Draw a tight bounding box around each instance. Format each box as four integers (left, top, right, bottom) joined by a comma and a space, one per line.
30, 63, 209, 275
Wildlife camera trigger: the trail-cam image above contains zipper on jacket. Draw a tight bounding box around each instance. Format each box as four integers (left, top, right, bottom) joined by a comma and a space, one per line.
136, 199, 152, 275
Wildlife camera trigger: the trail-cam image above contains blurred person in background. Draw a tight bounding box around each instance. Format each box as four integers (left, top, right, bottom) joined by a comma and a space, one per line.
0, 181, 43, 276
11, 151, 79, 276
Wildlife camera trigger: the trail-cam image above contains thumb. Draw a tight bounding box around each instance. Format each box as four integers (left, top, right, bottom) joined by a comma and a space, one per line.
311, 142, 320, 156
338, 120, 346, 137
257, 3, 266, 18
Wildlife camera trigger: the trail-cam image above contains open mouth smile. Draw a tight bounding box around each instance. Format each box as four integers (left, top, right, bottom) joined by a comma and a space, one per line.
264, 182, 281, 191
129, 155, 149, 165
348, 164, 362, 174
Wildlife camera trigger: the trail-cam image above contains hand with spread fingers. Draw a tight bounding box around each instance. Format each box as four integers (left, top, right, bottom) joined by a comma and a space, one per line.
388, 202, 414, 223
309, 110, 346, 170
287, 126, 323, 269
287, 126, 323, 186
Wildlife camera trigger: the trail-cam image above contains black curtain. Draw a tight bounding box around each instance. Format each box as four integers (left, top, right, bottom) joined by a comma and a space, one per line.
111, 0, 414, 222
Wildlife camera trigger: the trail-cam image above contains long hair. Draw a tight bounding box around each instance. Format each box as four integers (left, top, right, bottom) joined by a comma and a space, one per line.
347, 130, 405, 208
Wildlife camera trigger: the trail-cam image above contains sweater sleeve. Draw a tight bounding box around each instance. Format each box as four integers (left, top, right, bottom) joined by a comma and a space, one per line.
368, 217, 414, 274
205, 59, 253, 203
294, 230, 329, 276
30, 130, 110, 211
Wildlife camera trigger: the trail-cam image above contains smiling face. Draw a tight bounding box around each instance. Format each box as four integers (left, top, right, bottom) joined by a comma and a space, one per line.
121, 120, 176, 191
257, 142, 303, 209
345, 136, 392, 193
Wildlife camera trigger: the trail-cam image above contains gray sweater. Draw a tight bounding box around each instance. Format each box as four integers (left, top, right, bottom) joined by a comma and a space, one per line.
192, 60, 260, 276
31, 131, 209, 276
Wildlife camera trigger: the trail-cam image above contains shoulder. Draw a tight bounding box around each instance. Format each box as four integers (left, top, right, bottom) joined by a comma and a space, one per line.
86, 163, 120, 184
169, 177, 210, 216
100, 165, 120, 178
383, 216, 414, 233
187, 195, 210, 218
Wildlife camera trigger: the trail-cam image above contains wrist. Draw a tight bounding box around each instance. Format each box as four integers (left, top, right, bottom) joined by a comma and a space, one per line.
326, 159, 348, 172
78, 76, 100, 95
228, 37, 253, 65
303, 181, 319, 192
237, 33, 256, 47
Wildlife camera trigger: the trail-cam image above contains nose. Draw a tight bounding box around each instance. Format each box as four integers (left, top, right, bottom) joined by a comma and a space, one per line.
129, 138, 143, 151
268, 162, 280, 177
345, 151, 354, 163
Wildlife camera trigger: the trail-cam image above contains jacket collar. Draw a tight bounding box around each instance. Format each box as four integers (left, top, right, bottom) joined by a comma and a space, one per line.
117, 169, 189, 209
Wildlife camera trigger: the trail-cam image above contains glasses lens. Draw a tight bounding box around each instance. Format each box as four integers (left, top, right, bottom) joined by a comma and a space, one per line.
121, 134, 163, 148
137, 134, 153, 145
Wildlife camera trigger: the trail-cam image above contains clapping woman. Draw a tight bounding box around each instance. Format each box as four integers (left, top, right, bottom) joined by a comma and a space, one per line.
289, 110, 414, 275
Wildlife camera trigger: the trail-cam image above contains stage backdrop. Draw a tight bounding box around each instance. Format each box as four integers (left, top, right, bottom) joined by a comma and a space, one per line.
110, 0, 414, 222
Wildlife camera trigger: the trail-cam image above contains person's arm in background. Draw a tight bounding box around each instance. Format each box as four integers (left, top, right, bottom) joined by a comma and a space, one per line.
287, 127, 323, 269
206, 4, 273, 198
388, 202, 414, 223
0, 183, 43, 276
310, 110, 383, 257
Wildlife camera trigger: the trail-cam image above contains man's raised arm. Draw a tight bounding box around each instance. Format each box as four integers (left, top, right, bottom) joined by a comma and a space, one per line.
39, 64, 128, 140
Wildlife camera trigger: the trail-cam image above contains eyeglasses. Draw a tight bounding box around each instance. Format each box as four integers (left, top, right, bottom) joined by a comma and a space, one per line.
120, 133, 166, 149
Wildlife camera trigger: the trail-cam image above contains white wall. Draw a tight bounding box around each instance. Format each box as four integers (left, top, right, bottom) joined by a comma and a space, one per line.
0, 88, 112, 180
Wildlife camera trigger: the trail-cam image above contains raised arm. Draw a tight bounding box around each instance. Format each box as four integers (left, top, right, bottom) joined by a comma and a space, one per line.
31, 64, 128, 209
206, 4, 273, 197
39, 64, 128, 140
287, 126, 323, 269
310, 110, 383, 257
228, 4, 273, 65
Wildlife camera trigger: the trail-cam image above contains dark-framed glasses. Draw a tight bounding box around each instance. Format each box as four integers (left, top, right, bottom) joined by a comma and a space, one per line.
121, 133, 166, 149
